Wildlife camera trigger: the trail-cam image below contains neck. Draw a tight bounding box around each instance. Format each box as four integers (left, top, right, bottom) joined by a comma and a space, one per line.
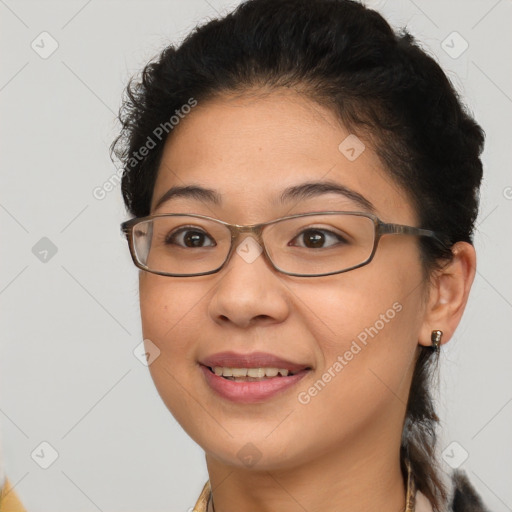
205, 431, 407, 512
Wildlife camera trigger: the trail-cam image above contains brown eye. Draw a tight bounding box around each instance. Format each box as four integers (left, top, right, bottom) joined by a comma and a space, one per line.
166, 228, 216, 248
291, 228, 347, 249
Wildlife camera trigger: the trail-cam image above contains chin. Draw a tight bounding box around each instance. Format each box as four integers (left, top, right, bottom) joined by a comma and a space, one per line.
199, 432, 312, 472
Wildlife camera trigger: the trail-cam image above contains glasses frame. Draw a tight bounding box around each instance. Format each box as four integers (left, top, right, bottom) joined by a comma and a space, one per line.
120, 211, 448, 278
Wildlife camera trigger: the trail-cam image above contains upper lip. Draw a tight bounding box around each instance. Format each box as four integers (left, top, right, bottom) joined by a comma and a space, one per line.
200, 351, 310, 373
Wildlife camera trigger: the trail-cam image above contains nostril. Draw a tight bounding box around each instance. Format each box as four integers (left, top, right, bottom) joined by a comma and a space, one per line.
254, 314, 272, 322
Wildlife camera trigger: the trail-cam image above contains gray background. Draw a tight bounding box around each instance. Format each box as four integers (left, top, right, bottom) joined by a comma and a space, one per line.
0, 0, 511, 510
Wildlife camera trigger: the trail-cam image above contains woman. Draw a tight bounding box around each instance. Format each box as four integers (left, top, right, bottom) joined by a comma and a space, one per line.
0, 1, 494, 511
111, 0, 492, 511
0, 0, 492, 510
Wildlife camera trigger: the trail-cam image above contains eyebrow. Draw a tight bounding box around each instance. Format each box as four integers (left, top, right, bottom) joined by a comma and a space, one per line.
153, 185, 222, 210
153, 180, 375, 213
277, 180, 375, 213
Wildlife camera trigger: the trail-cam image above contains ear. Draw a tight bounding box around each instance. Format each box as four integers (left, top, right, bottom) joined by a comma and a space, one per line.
418, 241, 477, 348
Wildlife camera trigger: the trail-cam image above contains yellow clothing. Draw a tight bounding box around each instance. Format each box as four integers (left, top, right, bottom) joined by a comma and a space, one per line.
0, 478, 26, 512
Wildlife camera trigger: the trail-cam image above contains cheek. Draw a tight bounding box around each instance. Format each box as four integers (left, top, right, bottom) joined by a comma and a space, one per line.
138, 276, 205, 397
290, 254, 425, 420
138, 275, 210, 429
139, 274, 206, 351
292, 264, 423, 355
279, 292, 421, 464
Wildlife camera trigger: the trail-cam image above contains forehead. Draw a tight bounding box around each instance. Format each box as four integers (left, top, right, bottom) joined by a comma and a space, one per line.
151, 89, 414, 223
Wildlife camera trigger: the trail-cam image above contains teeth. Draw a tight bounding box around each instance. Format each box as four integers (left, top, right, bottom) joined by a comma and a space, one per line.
211, 366, 293, 378
247, 368, 266, 378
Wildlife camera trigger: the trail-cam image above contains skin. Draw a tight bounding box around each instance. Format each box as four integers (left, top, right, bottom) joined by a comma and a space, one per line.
138, 88, 476, 512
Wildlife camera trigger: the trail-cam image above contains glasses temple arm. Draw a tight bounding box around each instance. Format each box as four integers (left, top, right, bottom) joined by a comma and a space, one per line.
379, 222, 450, 247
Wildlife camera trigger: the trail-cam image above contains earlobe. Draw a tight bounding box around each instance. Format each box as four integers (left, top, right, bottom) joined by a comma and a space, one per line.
418, 241, 477, 348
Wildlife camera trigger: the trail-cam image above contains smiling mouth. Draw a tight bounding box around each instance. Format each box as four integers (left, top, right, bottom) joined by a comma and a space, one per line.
200, 361, 311, 402
207, 366, 308, 381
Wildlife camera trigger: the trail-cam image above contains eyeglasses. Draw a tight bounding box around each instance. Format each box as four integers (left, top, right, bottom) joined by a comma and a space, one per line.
120, 211, 447, 278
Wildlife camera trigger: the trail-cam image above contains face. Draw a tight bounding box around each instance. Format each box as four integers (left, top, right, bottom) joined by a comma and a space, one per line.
139, 88, 430, 471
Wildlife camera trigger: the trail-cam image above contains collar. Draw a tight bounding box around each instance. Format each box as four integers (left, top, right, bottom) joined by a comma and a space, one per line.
192, 459, 424, 512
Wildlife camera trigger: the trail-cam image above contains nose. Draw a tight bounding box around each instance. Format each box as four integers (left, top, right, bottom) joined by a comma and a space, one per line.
207, 236, 290, 329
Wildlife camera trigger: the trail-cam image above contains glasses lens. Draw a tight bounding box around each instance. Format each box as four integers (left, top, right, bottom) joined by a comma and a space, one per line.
264, 213, 376, 275
132, 216, 231, 275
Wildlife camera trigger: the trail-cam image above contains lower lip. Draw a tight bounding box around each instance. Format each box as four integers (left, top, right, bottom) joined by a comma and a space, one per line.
200, 365, 309, 403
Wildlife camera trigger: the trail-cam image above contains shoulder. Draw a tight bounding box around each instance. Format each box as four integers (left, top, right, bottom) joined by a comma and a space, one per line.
447, 469, 492, 512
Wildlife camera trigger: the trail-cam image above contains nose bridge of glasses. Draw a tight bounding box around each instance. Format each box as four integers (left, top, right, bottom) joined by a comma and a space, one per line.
228, 223, 265, 244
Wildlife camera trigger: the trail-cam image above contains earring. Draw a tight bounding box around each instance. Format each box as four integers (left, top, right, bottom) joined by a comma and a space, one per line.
431, 330, 443, 351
